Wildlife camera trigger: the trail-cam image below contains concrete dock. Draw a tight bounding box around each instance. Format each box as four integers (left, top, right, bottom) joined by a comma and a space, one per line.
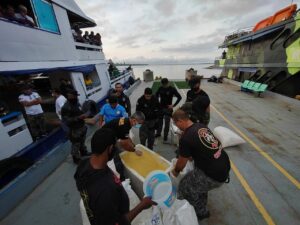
1, 79, 300, 225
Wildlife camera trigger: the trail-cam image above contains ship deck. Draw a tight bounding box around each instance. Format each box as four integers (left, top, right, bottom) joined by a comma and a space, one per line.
1, 79, 300, 225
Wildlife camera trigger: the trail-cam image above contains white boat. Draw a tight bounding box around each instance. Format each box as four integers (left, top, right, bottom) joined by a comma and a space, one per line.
0, 0, 136, 219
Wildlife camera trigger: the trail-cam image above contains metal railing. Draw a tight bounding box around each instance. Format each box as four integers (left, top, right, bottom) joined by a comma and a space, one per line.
223, 27, 254, 43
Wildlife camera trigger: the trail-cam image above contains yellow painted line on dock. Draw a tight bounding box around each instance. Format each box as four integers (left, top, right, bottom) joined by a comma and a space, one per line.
231, 160, 276, 225
211, 104, 300, 189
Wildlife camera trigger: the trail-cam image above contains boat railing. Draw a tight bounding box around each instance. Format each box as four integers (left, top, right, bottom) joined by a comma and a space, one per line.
75, 42, 103, 52
110, 71, 132, 84
223, 27, 253, 43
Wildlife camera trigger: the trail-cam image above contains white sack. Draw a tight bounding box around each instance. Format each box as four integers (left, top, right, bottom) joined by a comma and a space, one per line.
107, 159, 120, 178
162, 199, 198, 225
213, 126, 246, 148
169, 159, 194, 188
80, 199, 91, 225
122, 179, 152, 225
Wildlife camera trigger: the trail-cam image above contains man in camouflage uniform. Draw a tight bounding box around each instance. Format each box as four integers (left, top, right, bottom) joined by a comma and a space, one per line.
61, 90, 89, 164
172, 109, 230, 220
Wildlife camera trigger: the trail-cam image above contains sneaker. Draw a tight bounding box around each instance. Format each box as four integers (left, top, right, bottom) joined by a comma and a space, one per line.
198, 211, 210, 221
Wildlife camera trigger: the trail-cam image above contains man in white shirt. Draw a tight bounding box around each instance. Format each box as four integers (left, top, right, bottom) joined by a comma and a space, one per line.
52, 89, 67, 120
19, 84, 46, 141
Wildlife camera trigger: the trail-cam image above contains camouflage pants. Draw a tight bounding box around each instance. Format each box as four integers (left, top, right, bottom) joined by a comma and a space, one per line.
177, 167, 222, 218
69, 126, 87, 159
27, 114, 46, 139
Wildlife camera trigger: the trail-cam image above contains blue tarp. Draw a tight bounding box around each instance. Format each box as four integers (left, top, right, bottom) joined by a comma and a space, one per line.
0, 64, 96, 76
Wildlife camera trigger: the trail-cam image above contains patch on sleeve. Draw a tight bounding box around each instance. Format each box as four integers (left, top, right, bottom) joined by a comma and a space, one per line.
198, 128, 220, 150
118, 118, 125, 126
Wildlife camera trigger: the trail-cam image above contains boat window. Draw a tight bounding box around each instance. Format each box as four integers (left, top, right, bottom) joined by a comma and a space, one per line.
83, 70, 101, 91
31, 0, 59, 33
0, 1, 37, 27
0, 0, 59, 34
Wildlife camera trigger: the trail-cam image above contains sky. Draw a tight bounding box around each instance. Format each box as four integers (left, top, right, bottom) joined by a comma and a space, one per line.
75, 0, 300, 64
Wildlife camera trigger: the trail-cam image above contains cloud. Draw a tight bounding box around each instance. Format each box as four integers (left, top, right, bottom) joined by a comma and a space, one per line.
161, 40, 218, 53
154, 0, 177, 17
74, 0, 300, 63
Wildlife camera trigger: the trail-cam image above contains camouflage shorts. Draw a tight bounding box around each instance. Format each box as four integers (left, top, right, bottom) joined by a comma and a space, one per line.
177, 167, 222, 218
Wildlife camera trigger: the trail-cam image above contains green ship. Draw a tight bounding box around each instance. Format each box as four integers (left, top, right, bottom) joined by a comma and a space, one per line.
215, 4, 300, 98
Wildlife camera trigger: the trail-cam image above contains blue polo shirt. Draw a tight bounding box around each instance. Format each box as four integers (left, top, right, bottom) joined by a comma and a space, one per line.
99, 103, 127, 123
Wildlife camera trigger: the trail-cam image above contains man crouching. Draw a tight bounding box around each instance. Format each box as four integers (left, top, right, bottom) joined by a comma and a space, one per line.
171, 109, 230, 220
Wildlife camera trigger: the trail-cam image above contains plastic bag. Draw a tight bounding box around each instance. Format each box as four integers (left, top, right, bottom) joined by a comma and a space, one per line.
162, 199, 198, 225
107, 159, 120, 178
134, 206, 163, 225
122, 179, 140, 209
213, 126, 245, 148
80, 199, 91, 225
169, 159, 194, 188
122, 179, 152, 225
150, 206, 163, 225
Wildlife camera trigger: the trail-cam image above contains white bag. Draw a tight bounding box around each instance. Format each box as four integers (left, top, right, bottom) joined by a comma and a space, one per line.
80, 199, 91, 225
169, 159, 194, 188
213, 126, 246, 148
162, 199, 198, 225
107, 159, 120, 178
136, 206, 163, 225
122, 179, 140, 209
150, 206, 163, 225
122, 179, 153, 225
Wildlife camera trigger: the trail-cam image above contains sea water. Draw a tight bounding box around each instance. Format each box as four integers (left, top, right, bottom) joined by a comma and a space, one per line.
119, 64, 221, 80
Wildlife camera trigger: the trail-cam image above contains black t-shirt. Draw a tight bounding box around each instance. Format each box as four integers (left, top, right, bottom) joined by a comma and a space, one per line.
136, 96, 160, 120
156, 86, 182, 108
102, 118, 132, 139
61, 101, 85, 129
179, 123, 230, 182
117, 93, 131, 115
74, 159, 130, 225
186, 89, 209, 102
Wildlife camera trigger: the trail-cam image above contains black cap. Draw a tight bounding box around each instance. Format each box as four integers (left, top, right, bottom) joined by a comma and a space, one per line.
91, 128, 116, 154
161, 78, 169, 85
189, 75, 201, 86
144, 87, 152, 95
